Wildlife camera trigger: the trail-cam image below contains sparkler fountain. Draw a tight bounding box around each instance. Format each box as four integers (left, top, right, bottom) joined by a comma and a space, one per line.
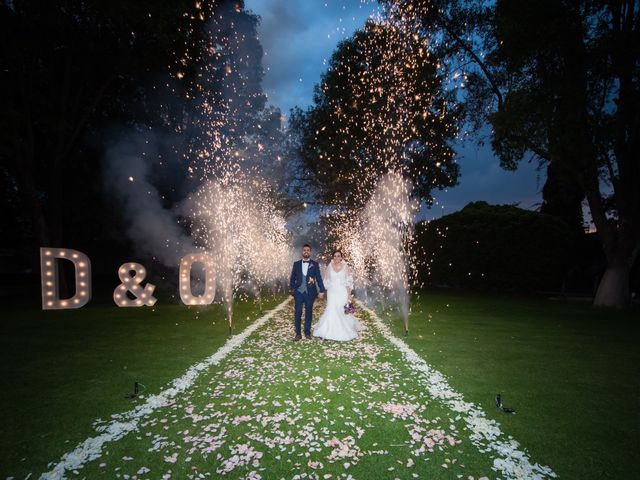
185, 176, 291, 332
173, 2, 296, 332
100, 2, 296, 331
331, 172, 418, 335
104, 1, 452, 335
302, 4, 453, 334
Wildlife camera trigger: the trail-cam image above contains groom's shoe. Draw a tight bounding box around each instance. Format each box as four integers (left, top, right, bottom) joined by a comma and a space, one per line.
304, 333, 312, 340
293, 334, 302, 341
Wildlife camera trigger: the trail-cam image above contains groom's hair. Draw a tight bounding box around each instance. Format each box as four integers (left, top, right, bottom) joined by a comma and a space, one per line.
302, 244, 312, 249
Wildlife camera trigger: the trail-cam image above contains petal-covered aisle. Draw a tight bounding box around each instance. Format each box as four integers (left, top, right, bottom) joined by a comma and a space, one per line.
42, 300, 555, 480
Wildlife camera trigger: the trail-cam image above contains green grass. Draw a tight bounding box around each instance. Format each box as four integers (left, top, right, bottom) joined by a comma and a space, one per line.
35, 300, 499, 480
0, 293, 283, 479
1, 291, 638, 479
380, 291, 640, 480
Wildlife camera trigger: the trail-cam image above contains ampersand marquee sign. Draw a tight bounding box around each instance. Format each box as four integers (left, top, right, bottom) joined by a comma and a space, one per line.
40, 247, 217, 310
113, 263, 158, 307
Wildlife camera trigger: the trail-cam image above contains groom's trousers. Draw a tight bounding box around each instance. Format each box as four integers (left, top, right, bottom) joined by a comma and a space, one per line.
293, 290, 314, 336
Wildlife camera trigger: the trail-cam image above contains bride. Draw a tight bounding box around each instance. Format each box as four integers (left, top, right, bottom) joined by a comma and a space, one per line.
313, 250, 363, 341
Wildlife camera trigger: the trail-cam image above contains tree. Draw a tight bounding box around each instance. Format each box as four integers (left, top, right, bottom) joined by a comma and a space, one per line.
289, 17, 460, 209
415, 201, 576, 291
171, 0, 297, 212
0, 0, 289, 279
0, 0, 200, 254
540, 162, 586, 233
389, 0, 639, 307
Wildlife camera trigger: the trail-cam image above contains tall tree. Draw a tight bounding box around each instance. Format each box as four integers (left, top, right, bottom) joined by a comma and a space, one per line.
389, 0, 639, 307
540, 162, 585, 233
289, 17, 460, 209
0, 0, 201, 253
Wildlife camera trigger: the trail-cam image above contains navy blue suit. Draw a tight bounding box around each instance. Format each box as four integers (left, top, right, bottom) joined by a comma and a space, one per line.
289, 259, 326, 336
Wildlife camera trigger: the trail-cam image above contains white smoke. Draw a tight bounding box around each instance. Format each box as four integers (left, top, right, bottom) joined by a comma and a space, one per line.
102, 129, 194, 268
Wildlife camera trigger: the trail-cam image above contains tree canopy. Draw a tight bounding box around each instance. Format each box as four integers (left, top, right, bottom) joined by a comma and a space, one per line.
389, 0, 639, 307
0, 0, 199, 252
416, 201, 578, 291
289, 17, 460, 209
0, 0, 288, 275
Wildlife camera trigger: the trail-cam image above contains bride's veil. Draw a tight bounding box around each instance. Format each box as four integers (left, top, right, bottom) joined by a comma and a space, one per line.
323, 261, 333, 289
323, 260, 354, 290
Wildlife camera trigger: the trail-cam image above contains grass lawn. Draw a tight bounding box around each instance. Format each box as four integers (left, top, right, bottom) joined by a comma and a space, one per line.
61, 301, 500, 480
1, 290, 638, 479
0, 292, 283, 479
379, 290, 640, 480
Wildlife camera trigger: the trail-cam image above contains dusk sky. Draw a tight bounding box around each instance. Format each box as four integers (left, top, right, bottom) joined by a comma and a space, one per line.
245, 0, 545, 219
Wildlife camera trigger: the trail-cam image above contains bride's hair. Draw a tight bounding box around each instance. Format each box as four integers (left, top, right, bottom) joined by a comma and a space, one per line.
331, 249, 349, 266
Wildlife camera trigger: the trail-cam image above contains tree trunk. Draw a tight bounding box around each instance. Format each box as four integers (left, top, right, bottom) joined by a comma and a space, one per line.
581, 183, 635, 308
541, 162, 585, 232
593, 263, 630, 308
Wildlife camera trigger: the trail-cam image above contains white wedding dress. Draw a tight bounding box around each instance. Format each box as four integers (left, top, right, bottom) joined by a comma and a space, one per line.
313, 261, 363, 341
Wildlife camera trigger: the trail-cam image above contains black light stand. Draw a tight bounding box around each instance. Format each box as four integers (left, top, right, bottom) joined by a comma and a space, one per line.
496, 393, 516, 414
125, 381, 146, 399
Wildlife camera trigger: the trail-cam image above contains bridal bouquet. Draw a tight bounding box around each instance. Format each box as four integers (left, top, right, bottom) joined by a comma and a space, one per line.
343, 302, 356, 315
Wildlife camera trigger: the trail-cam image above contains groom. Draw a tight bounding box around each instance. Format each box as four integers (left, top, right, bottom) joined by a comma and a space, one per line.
289, 244, 325, 341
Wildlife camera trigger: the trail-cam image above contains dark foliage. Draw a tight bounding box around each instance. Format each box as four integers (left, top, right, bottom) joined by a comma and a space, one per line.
416, 201, 578, 291
289, 19, 460, 209
388, 0, 640, 307
0, 1, 284, 284
0, 0, 204, 272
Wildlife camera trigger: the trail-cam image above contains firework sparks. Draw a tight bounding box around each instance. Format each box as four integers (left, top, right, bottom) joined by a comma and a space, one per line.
173, 1, 293, 330
118, 0, 461, 332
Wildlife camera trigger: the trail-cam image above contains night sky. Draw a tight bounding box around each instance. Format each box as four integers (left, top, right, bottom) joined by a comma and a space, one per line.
245, 0, 545, 220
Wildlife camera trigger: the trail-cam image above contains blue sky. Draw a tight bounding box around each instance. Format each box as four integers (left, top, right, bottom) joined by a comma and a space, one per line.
245, 0, 544, 218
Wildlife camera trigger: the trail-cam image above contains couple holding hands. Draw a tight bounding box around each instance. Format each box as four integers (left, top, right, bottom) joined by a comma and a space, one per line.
289, 244, 363, 342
